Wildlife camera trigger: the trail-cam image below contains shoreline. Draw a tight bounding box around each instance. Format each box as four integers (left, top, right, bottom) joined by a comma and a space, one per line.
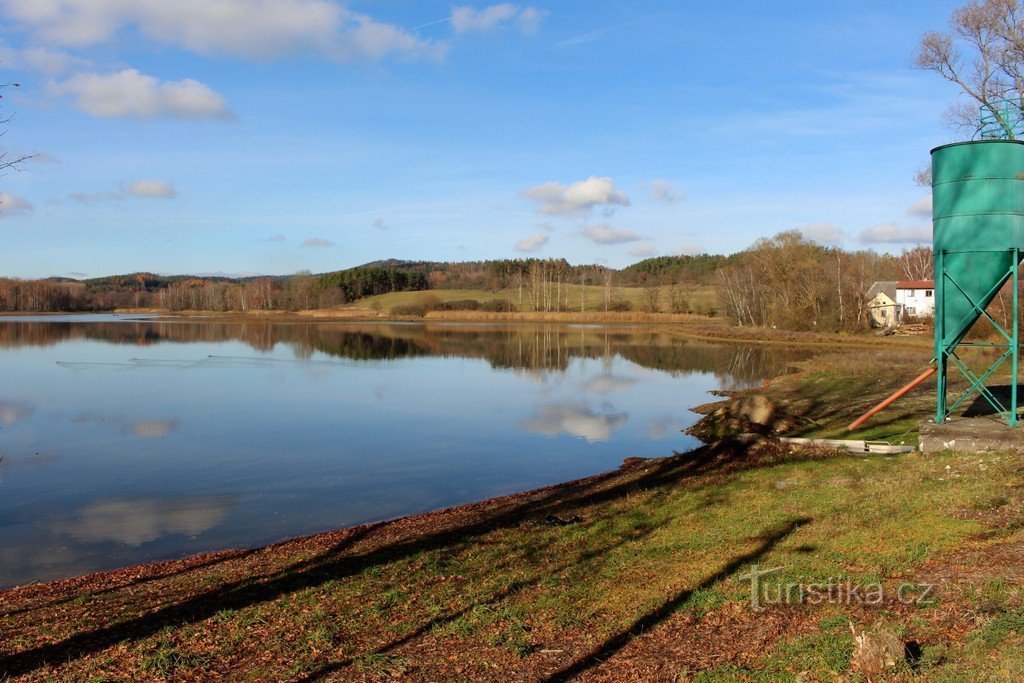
0, 449, 691, 598
1, 307, 934, 351
1, 342, 1021, 680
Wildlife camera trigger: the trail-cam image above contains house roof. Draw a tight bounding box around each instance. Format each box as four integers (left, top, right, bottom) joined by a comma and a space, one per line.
866, 281, 897, 301
896, 280, 934, 289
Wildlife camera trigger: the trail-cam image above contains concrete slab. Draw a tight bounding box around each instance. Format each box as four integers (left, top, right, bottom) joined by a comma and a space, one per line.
919, 416, 1024, 454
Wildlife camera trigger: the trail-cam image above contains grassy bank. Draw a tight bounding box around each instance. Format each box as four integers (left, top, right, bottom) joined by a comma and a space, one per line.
1, 345, 1021, 681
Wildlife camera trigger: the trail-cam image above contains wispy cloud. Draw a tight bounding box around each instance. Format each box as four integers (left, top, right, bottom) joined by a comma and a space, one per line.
649, 179, 684, 203
514, 232, 549, 252
303, 237, 335, 247
67, 179, 177, 203
907, 196, 931, 219
68, 190, 123, 204
858, 222, 931, 244
581, 223, 641, 245
126, 179, 176, 198
451, 4, 546, 35
0, 192, 33, 216
628, 242, 657, 257
798, 222, 843, 245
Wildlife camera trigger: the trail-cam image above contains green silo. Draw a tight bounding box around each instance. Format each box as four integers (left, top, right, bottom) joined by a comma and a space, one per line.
931, 139, 1024, 426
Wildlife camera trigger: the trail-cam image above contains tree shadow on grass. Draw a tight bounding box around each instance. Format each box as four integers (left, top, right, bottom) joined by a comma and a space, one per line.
540, 516, 811, 682
0, 548, 262, 619
0, 442, 813, 678
292, 516, 672, 682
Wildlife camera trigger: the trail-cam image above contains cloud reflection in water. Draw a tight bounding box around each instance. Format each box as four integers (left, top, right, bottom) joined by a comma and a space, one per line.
54, 497, 235, 547
522, 403, 629, 442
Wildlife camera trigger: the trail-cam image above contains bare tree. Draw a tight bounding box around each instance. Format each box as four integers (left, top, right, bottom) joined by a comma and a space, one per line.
0, 82, 35, 175
602, 269, 613, 311
640, 285, 661, 313
916, 0, 1024, 138
897, 246, 934, 280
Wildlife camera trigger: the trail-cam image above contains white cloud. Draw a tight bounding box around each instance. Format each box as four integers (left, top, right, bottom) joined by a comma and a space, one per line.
514, 232, 549, 252
373, 217, 386, 229
858, 223, 932, 244
263, 234, 286, 242
303, 236, 335, 247
649, 179, 684, 203
581, 223, 642, 245
907, 196, 932, 219
798, 222, 843, 245
126, 179, 176, 198
522, 403, 628, 442
51, 69, 232, 119
0, 192, 33, 216
0, 43, 91, 76
451, 4, 546, 35
521, 176, 630, 216
628, 243, 657, 257
1, 0, 443, 63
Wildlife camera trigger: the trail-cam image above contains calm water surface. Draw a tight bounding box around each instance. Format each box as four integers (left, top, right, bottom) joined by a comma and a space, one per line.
0, 316, 810, 587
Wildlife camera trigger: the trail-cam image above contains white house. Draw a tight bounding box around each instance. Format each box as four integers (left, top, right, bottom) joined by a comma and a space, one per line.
865, 279, 935, 327
895, 280, 935, 319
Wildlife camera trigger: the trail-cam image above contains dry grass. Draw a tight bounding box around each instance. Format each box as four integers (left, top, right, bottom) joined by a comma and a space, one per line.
343, 284, 720, 315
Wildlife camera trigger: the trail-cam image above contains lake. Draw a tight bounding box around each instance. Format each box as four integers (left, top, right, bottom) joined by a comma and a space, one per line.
0, 316, 809, 587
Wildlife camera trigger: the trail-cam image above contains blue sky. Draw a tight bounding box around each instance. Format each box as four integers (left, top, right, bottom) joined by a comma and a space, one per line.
0, 0, 961, 279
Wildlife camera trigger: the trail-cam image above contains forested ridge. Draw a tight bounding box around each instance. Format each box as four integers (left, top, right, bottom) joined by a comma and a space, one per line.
0, 231, 938, 333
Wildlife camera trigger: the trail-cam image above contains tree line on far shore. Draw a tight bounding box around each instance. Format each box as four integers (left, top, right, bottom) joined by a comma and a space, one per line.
0, 233, 936, 332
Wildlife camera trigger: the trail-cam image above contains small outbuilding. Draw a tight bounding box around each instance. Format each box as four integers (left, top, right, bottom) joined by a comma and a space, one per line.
866, 281, 899, 328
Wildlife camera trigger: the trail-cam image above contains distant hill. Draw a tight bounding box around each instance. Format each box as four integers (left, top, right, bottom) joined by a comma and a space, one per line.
622, 254, 739, 285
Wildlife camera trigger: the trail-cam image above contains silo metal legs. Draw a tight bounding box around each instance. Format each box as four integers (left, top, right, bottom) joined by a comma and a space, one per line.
935, 247, 1021, 427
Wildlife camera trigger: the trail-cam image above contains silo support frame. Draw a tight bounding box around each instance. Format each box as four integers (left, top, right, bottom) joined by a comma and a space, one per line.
935, 247, 1020, 427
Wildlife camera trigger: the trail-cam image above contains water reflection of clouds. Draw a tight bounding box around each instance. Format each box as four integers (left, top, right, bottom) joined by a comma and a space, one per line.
69, 413, 180, 439
647, 417, 678, 440
53, 497, 235, 546
582, 373, 638, 395
129, 419, 179, 438
522, 403, 629, 442
0, 400, 35, 425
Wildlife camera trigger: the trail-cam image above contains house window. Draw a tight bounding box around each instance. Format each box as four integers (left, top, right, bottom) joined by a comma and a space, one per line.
925, 290, 933, 297
907, 307, 916, 315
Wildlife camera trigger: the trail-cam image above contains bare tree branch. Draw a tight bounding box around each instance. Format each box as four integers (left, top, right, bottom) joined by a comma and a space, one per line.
0, 80, 37, 176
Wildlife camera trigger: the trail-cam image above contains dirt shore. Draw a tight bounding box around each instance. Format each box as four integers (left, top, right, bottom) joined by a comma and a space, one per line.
2, 321, 1017, 682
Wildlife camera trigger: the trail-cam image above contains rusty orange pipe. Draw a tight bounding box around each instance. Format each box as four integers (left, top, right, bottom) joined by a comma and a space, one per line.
847, 364, 938, 431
